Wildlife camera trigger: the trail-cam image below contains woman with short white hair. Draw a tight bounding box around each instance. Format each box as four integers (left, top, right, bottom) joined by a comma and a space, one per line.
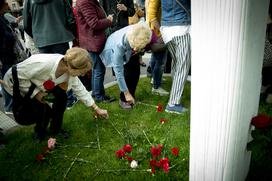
100, 23, 156, 109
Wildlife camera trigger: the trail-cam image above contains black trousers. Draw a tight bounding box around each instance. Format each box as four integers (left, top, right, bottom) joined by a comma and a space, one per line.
34, 86, 67, 136
120, 54, 140, 102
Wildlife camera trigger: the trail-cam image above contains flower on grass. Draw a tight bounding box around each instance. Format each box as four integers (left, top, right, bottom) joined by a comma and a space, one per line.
150, 144, 163, 158
160, 118, 168, 124
115, 149, 125, 158
171, 147, 179, 156
123, 144, 132, 153
130, 160, 138, 168
157, 103, 163, 112
251, 114, 272, 129
125, 155, 133, 162
48, 138, 56, 150
35, 154, 46, 162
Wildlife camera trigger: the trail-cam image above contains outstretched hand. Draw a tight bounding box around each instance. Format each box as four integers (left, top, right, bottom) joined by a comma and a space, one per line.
95, 108, 109, 119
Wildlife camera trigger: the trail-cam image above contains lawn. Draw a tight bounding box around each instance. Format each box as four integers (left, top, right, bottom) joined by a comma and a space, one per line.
0, 77, 191, 180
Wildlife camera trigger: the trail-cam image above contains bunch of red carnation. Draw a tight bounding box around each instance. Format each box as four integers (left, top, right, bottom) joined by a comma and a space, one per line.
115, 144, 133, 162
149, 144, 180, 174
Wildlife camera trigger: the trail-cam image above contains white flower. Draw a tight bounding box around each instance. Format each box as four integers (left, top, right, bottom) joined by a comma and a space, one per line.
130, 160, 138, 169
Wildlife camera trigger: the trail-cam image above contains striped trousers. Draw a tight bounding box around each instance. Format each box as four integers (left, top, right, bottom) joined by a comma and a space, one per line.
167, 33, 191, 105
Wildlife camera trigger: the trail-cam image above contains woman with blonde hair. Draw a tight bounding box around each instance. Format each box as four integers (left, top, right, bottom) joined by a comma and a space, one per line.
100, 23, 159, 109
2, 47, 109, 141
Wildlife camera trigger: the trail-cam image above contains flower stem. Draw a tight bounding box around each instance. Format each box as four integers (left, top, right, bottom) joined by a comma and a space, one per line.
63, 152, 81, 178
96, 121, 100, 150
142, 130, 152, 146
109, 121, 125, 140
137, 101, 158, 108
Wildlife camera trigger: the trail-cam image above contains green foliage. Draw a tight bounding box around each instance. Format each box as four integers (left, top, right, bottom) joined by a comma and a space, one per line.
0, 77, 190, 180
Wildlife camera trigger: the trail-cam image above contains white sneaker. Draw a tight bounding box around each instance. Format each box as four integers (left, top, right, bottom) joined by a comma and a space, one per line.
150, 78, 154, 84
152, 87, 169, 96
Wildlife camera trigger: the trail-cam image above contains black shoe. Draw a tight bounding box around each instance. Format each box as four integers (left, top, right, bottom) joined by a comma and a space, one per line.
33, 132, 46, 143
51, 129, 70, 139
95, 95, 116, 103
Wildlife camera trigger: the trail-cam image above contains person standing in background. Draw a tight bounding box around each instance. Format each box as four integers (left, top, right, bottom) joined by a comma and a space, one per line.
23, 0, 78, 109
160, 0, 191, 114
76, 0, 115, 103
99, 0, 135, 34
146, 0, 169, 96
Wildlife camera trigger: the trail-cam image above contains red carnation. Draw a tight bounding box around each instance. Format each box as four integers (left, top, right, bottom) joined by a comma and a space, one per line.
125, 155, 133, 162
123, 144, 132, 153
171, 147, 179, 156
160, 118, 168, 124
35, 154, 45, 162
157, 103, 163, 112
251, 114, 272, 129
162, 162, 169, 173
150, 159, 157, 167
151, 167, 156, 174
43, 80, 55, 91
115, 149, 125, 158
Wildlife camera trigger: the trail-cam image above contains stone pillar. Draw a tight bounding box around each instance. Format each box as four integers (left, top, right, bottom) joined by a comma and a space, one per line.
190, 0, 269, 180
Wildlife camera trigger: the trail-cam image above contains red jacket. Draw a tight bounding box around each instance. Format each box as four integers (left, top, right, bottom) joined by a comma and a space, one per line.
76, 0, 112, 52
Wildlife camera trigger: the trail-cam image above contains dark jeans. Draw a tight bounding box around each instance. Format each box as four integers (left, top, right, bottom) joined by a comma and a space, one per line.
262, 66, 272, 93
120, 54, 140, 102
34, 86, 67, 136
89, 51, 106, 100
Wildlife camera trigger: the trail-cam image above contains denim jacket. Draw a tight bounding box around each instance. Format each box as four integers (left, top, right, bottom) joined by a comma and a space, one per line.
99, 26, 132, 92
161, 0, 191, 26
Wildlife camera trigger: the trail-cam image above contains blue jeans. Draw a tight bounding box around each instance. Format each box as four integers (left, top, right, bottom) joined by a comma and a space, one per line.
150, 50, 167, 89
89, 51, 106, 100
2, 86, 13, 112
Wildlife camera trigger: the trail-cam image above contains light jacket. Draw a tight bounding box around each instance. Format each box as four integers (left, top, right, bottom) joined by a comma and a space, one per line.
161, 0, 191, 26
3, 54, 95, 107
23, 0, 74, 48
76, 0, 112, 52
99, 26, 133, 92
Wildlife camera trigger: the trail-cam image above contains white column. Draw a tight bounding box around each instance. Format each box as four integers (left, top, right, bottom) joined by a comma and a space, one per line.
190, 0, 269, 180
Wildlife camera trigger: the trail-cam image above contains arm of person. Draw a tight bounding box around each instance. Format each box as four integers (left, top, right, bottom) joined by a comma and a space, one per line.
148, 0, 161, 31
70, 77, 109, 119
77, 0, 112, 31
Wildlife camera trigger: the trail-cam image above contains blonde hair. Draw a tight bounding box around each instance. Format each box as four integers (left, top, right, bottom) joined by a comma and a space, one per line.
64, 47, 92, 69
126, 23, 152, 51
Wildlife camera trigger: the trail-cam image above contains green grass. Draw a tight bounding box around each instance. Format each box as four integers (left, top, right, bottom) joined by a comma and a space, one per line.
0, 77, 191, 180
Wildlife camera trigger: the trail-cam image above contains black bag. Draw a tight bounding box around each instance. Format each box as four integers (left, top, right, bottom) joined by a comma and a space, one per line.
12, 65, 36, 125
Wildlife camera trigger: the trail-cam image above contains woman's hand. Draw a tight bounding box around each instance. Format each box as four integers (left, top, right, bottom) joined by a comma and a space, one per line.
35, 91, 47, 103
92, 104, 109, 119
117, 4, 127, 11
107, 14, 114, 22
95, 108, 109, 119
124, 91, 135, 105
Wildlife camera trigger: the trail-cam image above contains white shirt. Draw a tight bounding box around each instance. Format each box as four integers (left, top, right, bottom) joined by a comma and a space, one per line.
160, 25, 191, 43
3, 54, 95, 107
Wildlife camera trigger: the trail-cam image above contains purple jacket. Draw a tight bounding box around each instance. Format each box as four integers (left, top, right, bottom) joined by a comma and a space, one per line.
76, 0, 112, 52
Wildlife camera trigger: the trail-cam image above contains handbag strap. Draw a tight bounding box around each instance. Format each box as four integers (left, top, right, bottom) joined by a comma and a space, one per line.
12, 65, 35, 98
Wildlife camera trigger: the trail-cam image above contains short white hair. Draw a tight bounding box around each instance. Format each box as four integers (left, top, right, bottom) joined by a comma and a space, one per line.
126, 23, 152, 51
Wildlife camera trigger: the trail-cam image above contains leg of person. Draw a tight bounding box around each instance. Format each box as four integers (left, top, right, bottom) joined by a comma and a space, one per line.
119, 55, 140, 109
166, 34, 191, 114
32, 100, 51, 142
89, 51, 115, 103
49, 86, 69, 138
152, 50, 169, 96
38, 42, 69, 54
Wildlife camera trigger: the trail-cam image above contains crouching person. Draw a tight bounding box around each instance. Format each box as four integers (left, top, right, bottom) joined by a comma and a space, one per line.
2, 47, 109, 141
